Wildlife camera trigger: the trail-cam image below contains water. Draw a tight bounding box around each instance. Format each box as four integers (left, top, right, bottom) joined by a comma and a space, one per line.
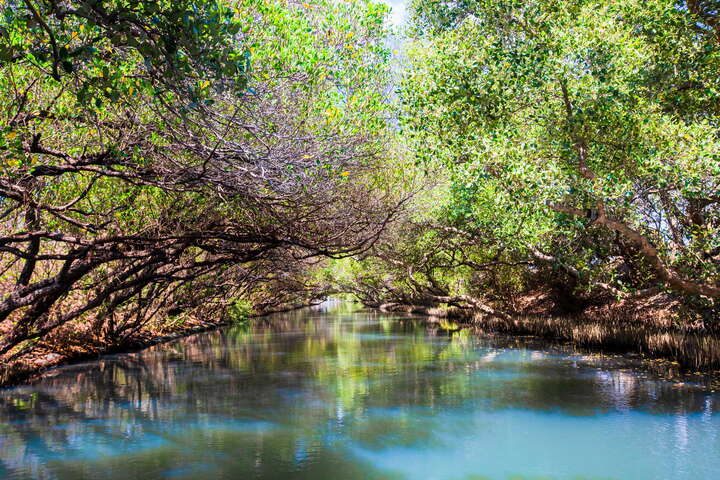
1, 303, 719, 480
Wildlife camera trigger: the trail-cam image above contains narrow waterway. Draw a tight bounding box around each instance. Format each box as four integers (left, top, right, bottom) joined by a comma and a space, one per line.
1, 303, 719, 479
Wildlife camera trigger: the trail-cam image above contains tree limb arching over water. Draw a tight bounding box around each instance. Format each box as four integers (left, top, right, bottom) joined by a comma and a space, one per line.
3, 0, 720, 380
0, 0, 400, 379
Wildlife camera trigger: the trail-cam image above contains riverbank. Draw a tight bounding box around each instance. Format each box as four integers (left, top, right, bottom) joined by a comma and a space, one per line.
373, 293, 720, 372
0, 297, 332, 388
0, 317, 232, 388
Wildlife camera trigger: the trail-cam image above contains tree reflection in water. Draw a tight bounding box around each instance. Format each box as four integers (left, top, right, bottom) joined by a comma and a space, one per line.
0, 303, 719, 480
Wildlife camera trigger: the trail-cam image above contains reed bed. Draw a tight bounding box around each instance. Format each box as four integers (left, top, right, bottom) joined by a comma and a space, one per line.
472, 313, 720, 371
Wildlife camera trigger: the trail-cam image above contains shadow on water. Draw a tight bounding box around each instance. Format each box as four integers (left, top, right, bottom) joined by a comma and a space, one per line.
0, 301, 719, 479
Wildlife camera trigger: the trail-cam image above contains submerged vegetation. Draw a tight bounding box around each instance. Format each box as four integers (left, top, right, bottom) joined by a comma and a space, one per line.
1, 0, 720, 382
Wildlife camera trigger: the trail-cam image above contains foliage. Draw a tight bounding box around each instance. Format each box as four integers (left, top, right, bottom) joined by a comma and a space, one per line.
4, 0, 720, 374
0, 0, 397, 365
383, 0, 720, 311
228, 298, 253, 324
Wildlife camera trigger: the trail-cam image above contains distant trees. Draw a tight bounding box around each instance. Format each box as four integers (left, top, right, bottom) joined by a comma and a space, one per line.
0, 0, 397, 366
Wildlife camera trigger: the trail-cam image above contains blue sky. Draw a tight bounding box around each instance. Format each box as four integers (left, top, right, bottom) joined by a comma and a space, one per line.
384, 0, 408, 26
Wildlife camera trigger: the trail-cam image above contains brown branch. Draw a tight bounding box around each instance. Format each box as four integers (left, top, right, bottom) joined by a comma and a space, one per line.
549, 203, 720, 297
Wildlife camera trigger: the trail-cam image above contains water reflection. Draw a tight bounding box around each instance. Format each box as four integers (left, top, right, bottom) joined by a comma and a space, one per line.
0, 303, 719, 479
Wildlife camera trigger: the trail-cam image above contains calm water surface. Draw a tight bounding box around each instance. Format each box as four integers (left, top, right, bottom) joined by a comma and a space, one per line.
1, 303, 719, 479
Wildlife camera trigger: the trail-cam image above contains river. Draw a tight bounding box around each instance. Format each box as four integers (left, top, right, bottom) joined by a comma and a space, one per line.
0, 302, 718, 479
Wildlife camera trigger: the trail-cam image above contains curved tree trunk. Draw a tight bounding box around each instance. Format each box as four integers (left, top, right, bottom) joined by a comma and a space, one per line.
549, 203, 720, 298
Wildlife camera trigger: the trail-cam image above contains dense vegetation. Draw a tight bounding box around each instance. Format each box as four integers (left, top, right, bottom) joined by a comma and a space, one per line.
2, 0, 720, 380
0, 0, 399, 379
337, 0, 720, 326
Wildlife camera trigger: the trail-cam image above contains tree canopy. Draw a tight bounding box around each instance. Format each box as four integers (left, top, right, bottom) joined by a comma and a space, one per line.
0, 0, 398, 370
334, 0, 720, 324
2, 0, 720, 378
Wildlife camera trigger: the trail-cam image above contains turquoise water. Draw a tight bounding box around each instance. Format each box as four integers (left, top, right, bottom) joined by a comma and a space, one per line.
1, 303, 719, 479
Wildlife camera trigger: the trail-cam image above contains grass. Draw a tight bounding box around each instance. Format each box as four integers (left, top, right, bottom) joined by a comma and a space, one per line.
469, 312, 720, 371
